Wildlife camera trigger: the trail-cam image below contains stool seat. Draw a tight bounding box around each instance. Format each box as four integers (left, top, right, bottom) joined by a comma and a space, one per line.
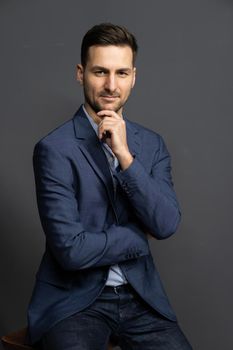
1, 327, 114, 349
1, 328, 32, 349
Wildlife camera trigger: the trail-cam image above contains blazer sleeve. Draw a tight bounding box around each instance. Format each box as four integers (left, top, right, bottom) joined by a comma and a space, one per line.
33, 140, 149, 271
115, 134, 181, 239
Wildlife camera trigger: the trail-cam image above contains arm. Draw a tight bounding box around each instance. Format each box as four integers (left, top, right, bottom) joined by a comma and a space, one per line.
115, 135, 181, 239
33, 141, 149, 271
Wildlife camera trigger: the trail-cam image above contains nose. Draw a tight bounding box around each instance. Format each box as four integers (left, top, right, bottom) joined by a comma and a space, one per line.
104, 74, 117, 93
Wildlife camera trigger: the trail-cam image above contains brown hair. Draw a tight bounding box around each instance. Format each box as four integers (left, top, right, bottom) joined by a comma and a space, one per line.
81, 23, 138, 67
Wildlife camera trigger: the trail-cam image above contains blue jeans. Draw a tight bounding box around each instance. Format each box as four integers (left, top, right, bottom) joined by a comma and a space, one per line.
41, 284, 192, 350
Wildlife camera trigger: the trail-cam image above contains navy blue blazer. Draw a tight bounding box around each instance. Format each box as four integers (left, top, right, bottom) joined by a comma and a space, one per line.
27, 106, 181, 344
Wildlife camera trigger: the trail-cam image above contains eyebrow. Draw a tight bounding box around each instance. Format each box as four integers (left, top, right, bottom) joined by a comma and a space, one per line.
91, 65, 132, 73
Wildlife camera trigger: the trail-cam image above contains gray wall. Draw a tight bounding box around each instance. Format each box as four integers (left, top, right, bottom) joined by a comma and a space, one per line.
1, 1, 233, 349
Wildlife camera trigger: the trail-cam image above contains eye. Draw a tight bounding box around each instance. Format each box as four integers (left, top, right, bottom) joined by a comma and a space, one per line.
118, 71, 128, 77
94, 70, 106, 76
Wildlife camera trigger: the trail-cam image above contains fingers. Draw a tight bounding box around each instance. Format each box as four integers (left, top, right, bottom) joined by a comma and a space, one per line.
98, 118, 125, 140
97, 110, 121, 140
98, 123, 117, 140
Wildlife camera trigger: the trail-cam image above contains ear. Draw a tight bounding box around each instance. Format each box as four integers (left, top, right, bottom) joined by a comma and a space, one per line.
76, 64, 84, 85
131, 67, 136, 89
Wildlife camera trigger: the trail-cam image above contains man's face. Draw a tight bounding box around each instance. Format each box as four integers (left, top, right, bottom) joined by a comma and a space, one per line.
77, 45, 136, 118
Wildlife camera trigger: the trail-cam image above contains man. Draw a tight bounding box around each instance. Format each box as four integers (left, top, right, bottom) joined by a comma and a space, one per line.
27, 23, 192, 349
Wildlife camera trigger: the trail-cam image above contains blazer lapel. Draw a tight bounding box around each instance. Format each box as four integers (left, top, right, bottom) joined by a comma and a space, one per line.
125, 118, 140, 159
73, 107, 116, 212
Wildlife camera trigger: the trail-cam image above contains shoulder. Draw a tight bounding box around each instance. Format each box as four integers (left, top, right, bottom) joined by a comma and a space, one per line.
125, 118, 171, 165
33, 117, 75, 155
126, 118, 164, 146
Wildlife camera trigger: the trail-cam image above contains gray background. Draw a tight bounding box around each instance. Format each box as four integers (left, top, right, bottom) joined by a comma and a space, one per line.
1, 1, 233, 349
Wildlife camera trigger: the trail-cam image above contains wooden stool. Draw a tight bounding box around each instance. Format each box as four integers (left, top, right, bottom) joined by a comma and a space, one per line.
1, 328, 114, 349
1, 328, 32, 350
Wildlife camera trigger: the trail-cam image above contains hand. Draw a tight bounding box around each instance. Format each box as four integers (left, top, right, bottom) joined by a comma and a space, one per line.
97, 110, 134, 170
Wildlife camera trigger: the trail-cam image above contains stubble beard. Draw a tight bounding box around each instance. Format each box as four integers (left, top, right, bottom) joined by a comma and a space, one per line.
83, 88, 125, 115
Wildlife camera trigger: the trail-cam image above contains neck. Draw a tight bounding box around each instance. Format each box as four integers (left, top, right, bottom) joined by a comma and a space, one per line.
84, 103, 101, 124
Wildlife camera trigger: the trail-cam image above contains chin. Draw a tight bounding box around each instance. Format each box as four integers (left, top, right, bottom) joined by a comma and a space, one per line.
104, 103, 123, 112
92, 100, 123, 113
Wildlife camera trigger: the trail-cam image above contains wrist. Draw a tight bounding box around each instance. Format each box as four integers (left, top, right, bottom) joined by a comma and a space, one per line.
117, 151, 134, 171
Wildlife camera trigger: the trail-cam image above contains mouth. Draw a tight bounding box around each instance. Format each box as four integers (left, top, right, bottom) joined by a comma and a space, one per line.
100, 94, 120, 101
102, 96, 117, 100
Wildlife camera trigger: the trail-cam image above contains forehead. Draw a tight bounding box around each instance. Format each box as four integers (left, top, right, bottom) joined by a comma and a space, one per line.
86, 45, 134, 68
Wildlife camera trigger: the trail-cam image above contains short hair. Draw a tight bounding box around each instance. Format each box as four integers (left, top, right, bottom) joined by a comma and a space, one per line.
81, 23, 138, 67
